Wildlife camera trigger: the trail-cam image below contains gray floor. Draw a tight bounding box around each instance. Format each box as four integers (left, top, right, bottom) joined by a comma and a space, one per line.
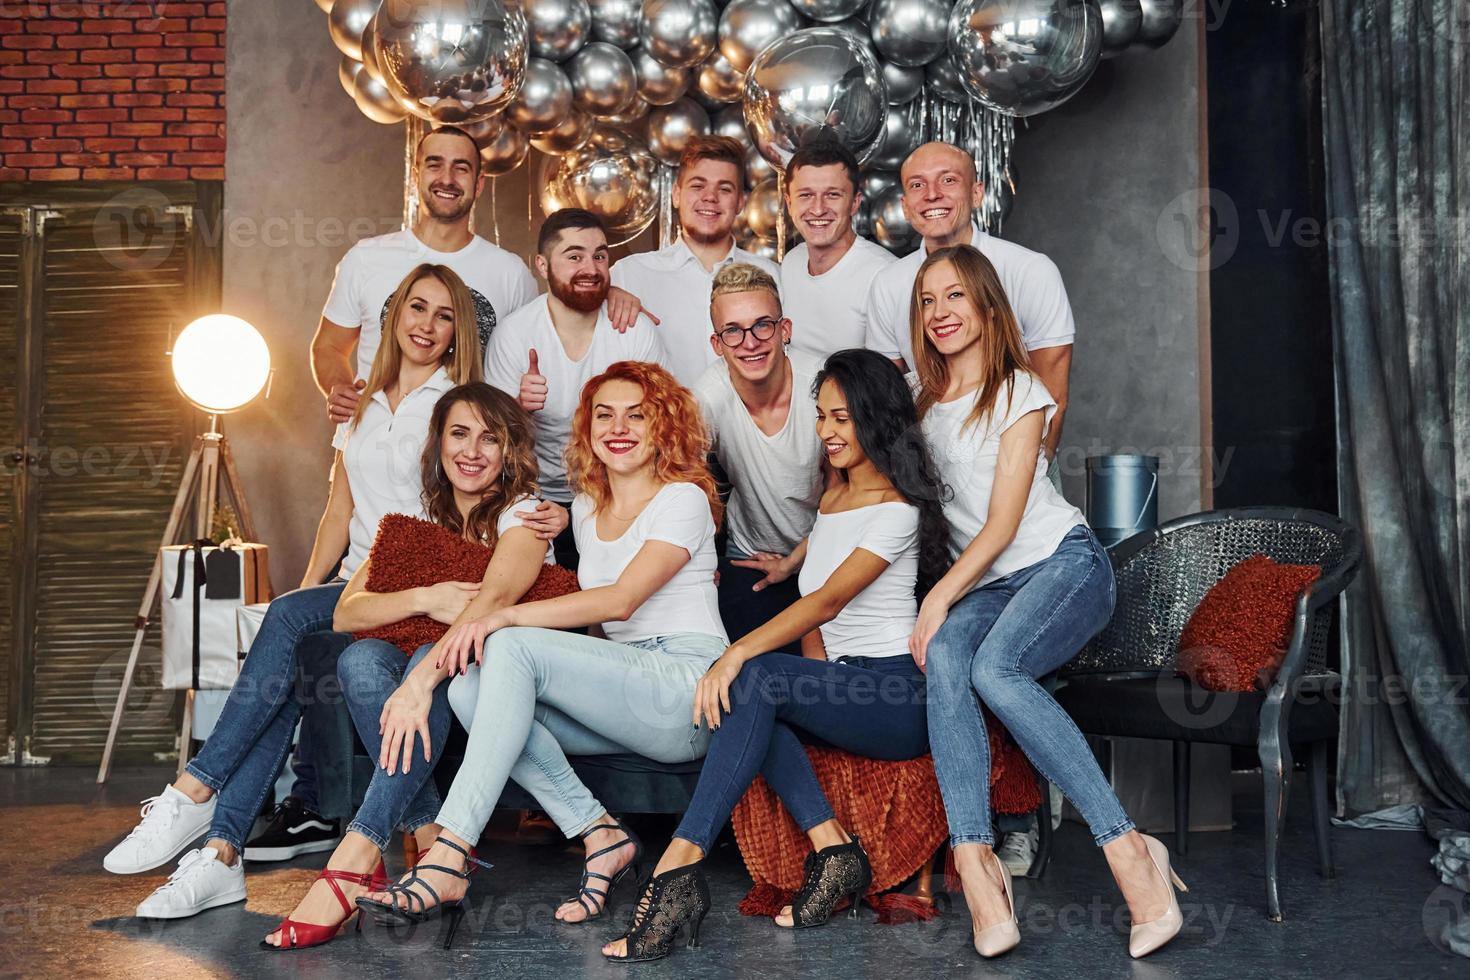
6, 764, 1464, 979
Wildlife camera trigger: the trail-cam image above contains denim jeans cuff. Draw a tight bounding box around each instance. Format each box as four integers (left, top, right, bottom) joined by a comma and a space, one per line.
949, 832, 996, 849
1093, 820, 1135, 848
205, 827, 245, 853
400, 811, 440, 837
184, 761, 225, 793
346, 820, 390, 851
794, 807, 837, 834
436, 815, 480, 849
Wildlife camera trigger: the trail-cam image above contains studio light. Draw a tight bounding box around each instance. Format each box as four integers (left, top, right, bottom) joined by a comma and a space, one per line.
170, 314, 272, 416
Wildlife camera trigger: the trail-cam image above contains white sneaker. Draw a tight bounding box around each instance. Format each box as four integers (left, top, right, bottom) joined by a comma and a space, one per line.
997, 826, 1039, 876
103, 784, 216, 874
135, 847, 246, 919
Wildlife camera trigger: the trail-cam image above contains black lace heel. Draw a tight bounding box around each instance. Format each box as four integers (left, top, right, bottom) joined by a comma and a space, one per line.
788, 836, 872, 929
602, 862, 711, 963
356, 835, 491, 942
563, 816, 644, 922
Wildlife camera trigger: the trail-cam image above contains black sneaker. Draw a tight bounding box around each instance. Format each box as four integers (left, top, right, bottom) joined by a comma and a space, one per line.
242, 796, 340, 862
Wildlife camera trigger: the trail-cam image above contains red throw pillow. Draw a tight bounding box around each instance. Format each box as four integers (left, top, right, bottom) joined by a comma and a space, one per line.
354, 513, 580, 654
1175, 553, 1321, 692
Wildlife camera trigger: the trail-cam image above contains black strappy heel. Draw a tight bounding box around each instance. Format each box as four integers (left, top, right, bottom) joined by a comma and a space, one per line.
786, 836, 872, 928
356, 836, 491, 948
561, 817, 644, 923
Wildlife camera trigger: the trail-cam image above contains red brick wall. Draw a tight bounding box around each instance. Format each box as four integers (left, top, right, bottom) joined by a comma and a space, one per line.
0, 1, 225, 181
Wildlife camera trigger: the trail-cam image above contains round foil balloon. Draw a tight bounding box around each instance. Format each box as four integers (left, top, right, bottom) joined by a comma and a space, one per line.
480, 123, 529, 175
925, 49, 968, 103
353, 69, 408, 124
640, 0, 719, 70
713, 104, 753, 148
646, 97, 710, 164
948, 0, 1103, 117
459, 114, 506, 147
744, 28, 888, 169
376, 0, 528, 123
859, 168, 898, 201
870, 181, 917, 252
825, 15, 873, 49
790, 0, 867, 23
603, 96, 652, 124
339, 55, 363, 98
531, 109, 595, 154
869, 0, 949, 68
508, 58, 575, 134
589, 0, 642, 48
742, 176, 792, 240
867, 99, 923, 170
537, 127, 661, 244
1099, 0, 1142, 56
1134, 0, 1182, 50
696, 50, 743, 104
745, 141, 773, 182
882, 60, 924, 104
329, 0, 376, 61
568, 41, 639, 116
738, 231, 780, 260
527, 0, 590, 61
719, 0, 805, 74
634, 47, 693, 105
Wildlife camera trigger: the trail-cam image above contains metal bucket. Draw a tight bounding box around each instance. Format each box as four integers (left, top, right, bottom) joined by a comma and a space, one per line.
1086, 454, 1159, 549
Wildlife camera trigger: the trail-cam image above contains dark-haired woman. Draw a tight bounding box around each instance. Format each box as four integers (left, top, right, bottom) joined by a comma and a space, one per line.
262, 382, 558, 949
909, 245, 1187, 960
603, 348, 951, 963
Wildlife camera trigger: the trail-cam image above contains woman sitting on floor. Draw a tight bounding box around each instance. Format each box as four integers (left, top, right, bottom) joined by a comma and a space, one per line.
908, 244, 1189, 960
102, 265, 563, 920
602, 348, 952, 963
358, 360, 729, 941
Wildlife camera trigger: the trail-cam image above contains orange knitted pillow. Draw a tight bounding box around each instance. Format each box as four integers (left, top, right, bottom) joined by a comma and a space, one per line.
354, 513, 579, 655
1176, 553, 1320, 692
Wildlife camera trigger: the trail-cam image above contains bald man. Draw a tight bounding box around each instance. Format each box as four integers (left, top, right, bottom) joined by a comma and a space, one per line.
864, 141, 1076, 460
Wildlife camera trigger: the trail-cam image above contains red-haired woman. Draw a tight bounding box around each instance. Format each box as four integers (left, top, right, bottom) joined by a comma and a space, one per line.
360, 360, 728, 932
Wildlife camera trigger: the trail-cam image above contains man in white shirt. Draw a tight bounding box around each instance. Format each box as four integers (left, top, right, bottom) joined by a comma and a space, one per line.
485, 209, 668, 569
865, 141, 1076, 459
779, 139, 895, 360
694, 263, 825, 653
611, 135, 780, 387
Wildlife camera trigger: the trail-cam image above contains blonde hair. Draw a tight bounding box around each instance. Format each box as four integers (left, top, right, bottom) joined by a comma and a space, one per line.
710, 262, 781, 308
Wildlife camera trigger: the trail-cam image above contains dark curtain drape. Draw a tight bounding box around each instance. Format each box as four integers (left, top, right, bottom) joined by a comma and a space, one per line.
1320, 0, 1470, 813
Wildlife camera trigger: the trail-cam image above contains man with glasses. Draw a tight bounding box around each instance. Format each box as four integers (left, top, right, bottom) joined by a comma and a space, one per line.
694, 264, 825, 651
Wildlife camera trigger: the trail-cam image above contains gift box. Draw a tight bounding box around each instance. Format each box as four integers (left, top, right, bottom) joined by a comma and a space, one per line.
161, 540, 269, 690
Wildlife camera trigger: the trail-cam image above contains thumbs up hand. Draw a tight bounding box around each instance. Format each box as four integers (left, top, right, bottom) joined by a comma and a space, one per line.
518, 347, 548, 412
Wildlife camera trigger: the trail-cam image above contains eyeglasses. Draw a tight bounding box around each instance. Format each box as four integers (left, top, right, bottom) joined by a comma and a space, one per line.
716, 318, 781, 348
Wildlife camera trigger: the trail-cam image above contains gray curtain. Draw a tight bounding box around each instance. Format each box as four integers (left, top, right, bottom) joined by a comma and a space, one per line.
1320, 0, 1470, 813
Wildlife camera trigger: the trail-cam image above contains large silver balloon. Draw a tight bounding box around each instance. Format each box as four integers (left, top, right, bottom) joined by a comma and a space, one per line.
459, 114, 506, 148
634, 47, 693, 105
925, 49, 968, 103
353, 69, 409, 124
744, 28, 888, 169
329, 0, 376, 61
589, 0, 642, 48
881, 60, 924, 104
360, 11, 385, 81
868, 0, 948, 68
790, 0, 868, 24
527, 0, 591, 62
825, 15, 873, 49
603, 96, 652, 124
376, 0, 528, 123
1099, 0, 1142, 56
531, 109, 595, 154
948, 0, 1103, 117
567, 41, 639, 116
713, 104, 753, 148
537, 127, 661, 244
339, 55, 363, 98
695, 49, 743, 104
867, 99, 923, 170
869, 181, 917, 253
719, 0, 805, 74
640, 0, 719, 70
645, 97, 711, 164
479, 123, 529, 175
1133, 0, 1182, 50
859, 168, 897, 202
508, 58, 575, 135
741, 176, 792, 240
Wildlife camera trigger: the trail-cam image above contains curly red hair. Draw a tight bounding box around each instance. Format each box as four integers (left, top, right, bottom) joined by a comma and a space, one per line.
565, 360, 722, 528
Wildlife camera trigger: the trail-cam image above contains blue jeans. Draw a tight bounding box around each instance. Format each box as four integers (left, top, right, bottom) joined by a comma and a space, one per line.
717, 557, 802, 656
185, 582, 345, 850
337, 640, 452, 850
927, 526, 1134, 848
674, 652, 928, 852
437, 628, 725, 844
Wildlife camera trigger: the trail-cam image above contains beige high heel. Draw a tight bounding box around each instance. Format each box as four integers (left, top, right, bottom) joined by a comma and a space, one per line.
1128, 834, 1189, 958
970, 848, 1021, 958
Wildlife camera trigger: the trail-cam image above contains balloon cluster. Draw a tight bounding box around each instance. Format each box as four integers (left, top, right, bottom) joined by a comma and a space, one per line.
324, 0, 1183, 252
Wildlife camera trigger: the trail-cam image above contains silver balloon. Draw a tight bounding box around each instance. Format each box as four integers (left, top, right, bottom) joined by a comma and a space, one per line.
634, 47, 693, 105
859, 168, 897, 201
567, 41, 639, 116
713, 104, 753, 148
869, 181, 917, 253
537, 127, 661, 244
528, 0, 591, 61
459, 114, 506, 147
867, 99, 922, 170
531, 109, 595, 154
1133, 0, 1182, 50
741, 176, 792, 240
948, 0, 1103, 117
645, 97, 710, 164
853, 197, 873, 238
825, 15, 873, 49
869, 0, 948, 68
314, 0, 333, 12
738, 231, 780, 261
925, 49, 967, 103
377, 0, 529, 123
744, 28, 888, 169
329, 0, 375, 61
881, 60, 924, 104
744, 140, 774, 183
719, 0, 805, 74
360, 12, 384, 81
508, 58, 575, 135
353, 69, 409, 124
339, 55, 363, 98
695, 49, 743, 104
603, 96, 652, 124
640, 0, 719, 70
479, 123, 529, 175
589, 0, 642, 48
1099, 0, 1142, 57
789, 0, 867, 24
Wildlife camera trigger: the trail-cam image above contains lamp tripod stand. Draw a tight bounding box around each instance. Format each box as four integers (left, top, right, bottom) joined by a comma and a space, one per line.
96, 414, 259, 783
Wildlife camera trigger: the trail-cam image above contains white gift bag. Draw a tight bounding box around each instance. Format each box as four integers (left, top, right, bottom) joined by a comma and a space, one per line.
161, 541, 269, 690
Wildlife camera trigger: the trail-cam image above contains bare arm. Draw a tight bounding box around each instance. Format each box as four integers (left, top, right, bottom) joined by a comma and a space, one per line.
300, 452, 353, 589
1028, 344, 1072, 461
311, 316, 366, 424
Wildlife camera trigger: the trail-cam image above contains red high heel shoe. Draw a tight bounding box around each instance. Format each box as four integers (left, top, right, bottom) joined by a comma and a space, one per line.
260, 862, 385, 951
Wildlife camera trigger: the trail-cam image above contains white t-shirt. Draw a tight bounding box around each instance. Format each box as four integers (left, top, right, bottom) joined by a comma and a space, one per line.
572, 482, 728, 645
921, 370, 1086, 588
321, 228, 539, 381
335, 366, 455, 578
610, 238, 781, 387
780, 238, 895, 361
797, 500, 920, 661
493, 493, 555, 565
865, 225, 1075, 369
693, 348, 824, 558
484, 297, 669, 502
